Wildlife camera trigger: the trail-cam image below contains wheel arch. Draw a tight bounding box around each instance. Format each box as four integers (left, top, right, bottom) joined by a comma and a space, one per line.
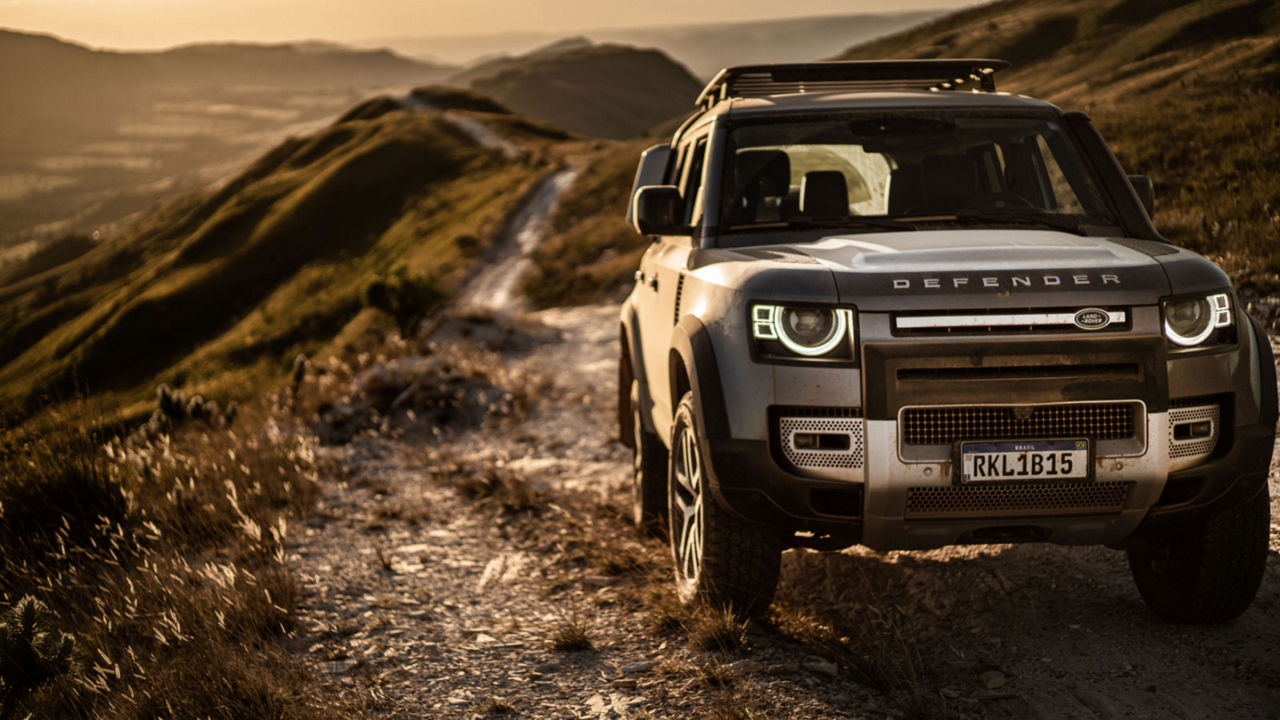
668, 316, 731, 444
619, 303, 655, 444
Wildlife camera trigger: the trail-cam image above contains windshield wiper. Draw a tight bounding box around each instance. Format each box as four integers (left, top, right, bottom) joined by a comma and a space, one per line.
937, 211, 1097, 236
785, 216, 916, 232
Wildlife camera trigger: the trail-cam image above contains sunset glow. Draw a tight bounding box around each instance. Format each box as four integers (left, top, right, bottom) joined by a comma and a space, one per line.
0, 0, 975, 48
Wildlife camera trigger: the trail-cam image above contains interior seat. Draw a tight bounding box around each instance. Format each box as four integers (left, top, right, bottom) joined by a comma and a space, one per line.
729, 150, 791, 224
913, 153, 982, 215
800, 171, 849, 219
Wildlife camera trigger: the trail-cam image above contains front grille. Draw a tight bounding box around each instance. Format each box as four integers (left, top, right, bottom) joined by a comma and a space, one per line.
901, 403, 1138, 445
905, 481, 1132, 519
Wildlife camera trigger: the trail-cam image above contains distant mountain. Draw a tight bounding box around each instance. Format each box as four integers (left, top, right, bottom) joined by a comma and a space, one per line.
151, 41, 452, 88
448, 42, 702, 140
0, 29, 457, 249
0, 29, 453, 114
363, 11, 946, 78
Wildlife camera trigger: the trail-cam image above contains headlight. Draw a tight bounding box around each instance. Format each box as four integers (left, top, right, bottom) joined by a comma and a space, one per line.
1162, 292, 1233, 348
752, 304, 855, 360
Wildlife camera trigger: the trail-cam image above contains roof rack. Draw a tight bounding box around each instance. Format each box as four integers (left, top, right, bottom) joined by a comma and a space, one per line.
695, 59, 1012, 110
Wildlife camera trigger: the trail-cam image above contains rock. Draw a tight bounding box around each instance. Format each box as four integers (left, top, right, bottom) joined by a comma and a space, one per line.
802, 659, 839, 679
980, 669, 1007, 690
323, 659, 358, 674
621, 661, 653, 674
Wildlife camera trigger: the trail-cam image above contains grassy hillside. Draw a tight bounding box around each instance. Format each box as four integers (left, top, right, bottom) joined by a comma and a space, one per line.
524, 139, 653, 307
450, 42, 702, 140
0, 103, 551, 423
0, 85, 561, 719
837, 0, 1280, 291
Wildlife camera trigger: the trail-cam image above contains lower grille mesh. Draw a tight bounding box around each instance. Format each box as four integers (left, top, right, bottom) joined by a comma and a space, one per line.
905, 481, 1131, 519
902, 403, 1137, 445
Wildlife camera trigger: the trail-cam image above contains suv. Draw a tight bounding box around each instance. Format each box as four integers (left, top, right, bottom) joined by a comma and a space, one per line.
618, 60, 1276, 624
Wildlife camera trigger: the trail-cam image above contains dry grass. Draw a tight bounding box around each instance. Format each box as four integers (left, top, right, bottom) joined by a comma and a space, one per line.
549, 613, 594, 652
693, 658, 737, 689
0, 400, 355, 719
686, 605, 751, 653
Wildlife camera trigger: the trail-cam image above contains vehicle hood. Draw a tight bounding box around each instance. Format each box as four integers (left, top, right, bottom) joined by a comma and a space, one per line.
789, 229, 1171, 311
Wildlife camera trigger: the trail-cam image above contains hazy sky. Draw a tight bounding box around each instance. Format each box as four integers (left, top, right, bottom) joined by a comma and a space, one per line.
0, 0, 975, 49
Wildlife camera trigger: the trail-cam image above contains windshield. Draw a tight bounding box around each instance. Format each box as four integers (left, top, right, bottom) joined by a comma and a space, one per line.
719, 115, 1117, 234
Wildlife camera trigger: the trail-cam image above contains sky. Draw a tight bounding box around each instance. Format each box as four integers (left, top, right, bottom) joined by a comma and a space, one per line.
0, 0, 977, 49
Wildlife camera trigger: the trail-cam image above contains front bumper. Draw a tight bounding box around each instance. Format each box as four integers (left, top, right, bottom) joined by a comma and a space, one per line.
694, 310, 1275, 551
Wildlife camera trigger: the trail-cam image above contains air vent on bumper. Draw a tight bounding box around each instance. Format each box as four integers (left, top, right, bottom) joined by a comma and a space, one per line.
1168, 401, 1220, 471
776, 413, 864, 481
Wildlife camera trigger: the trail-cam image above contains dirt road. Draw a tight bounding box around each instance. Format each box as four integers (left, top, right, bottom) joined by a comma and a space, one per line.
290, 301, 1280, 719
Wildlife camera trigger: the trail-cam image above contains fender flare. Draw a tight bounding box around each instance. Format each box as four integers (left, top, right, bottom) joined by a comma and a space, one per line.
1248, 315, 1277, 427
669, 315, 731, 444
618, 301, 652, 444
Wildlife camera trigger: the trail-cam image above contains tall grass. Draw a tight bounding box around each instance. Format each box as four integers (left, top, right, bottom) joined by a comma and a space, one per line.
0, 403, 352, 719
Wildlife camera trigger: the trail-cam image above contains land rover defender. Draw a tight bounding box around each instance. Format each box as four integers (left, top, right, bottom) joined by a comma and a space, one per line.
619, 60, 1276, 624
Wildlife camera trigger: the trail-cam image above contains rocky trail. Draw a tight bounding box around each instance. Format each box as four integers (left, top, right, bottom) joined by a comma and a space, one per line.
288, 149, 1280, 719
289, 299, 1280, 718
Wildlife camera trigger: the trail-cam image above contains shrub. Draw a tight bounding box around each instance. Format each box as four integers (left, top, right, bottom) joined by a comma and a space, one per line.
360, 266, 443, 335
0, 596, 76, 719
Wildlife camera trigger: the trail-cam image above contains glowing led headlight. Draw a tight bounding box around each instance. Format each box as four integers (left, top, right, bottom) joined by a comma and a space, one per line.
1163, 292, 1232, 347
752, 305, 854, 357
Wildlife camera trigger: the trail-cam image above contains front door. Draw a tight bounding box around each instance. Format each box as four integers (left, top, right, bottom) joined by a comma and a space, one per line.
636, 134, 707, 439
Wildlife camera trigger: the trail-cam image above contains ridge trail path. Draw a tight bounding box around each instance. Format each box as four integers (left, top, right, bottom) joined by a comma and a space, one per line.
290, 151, 1280, 717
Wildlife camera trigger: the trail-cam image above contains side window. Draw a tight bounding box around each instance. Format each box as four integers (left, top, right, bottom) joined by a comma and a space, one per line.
665, 143, 688, 186
681, 139, 707, 225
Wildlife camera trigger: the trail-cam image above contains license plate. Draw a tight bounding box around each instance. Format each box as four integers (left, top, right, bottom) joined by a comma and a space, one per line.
960, 439, 1089, 483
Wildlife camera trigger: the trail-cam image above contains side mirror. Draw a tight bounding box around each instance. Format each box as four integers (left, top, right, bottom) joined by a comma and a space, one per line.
1128, 175, 1154, 217
631, 186, 688, 236
625, 144, 673, 226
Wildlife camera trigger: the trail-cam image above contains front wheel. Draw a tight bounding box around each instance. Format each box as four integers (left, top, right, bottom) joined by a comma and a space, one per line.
1127, 490, 1271, 624
668, 392, 782, 617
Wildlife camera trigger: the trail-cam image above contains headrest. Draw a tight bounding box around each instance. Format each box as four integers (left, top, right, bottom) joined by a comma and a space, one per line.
920, 154, 979, 201
734, 150, 791, 197
800, 171, 849, 218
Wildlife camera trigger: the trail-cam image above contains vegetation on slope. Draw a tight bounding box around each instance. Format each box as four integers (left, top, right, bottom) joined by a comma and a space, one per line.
0, 90, 561, 718
0, 104, 550, 423
523, 140, 653, 307
837, 0, 1280, 291
0, 398, 365, 719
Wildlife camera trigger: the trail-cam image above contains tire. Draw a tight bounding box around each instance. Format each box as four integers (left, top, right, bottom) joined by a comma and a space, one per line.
630, 380, 667, 535
668, 392, 782, 617
1127, 490, 1272, 624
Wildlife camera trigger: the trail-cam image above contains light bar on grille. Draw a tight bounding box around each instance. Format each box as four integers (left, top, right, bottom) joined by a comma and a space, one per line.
895, 310, 1127, 331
